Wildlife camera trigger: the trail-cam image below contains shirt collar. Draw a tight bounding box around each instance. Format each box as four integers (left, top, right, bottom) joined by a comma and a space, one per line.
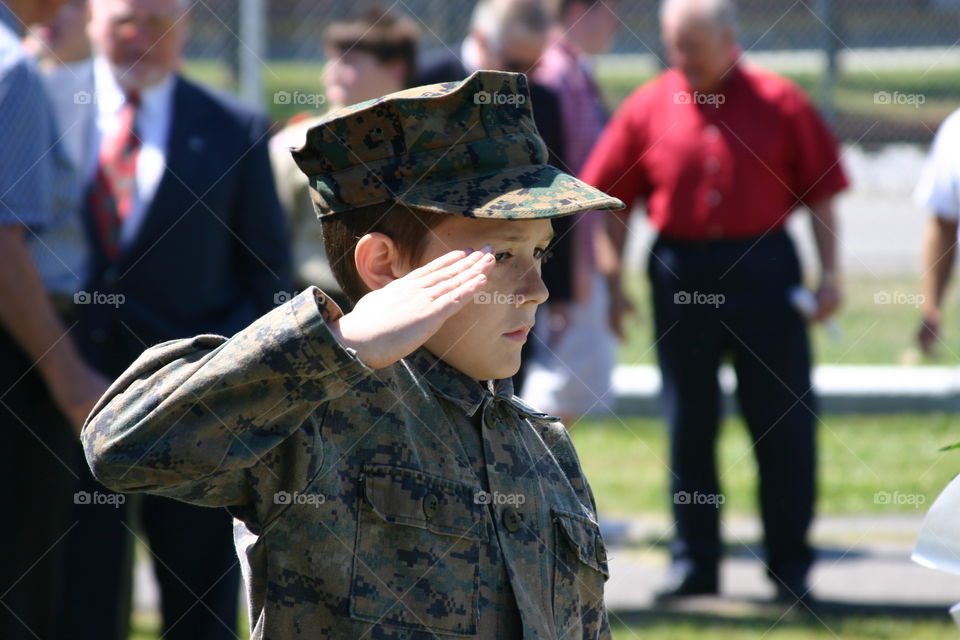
404, 347, 515, 417
460, 36, 480, 75
93, 55, 175, 117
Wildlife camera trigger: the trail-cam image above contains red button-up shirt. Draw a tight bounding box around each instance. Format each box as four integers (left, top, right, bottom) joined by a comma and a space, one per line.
581, 64, 849, 240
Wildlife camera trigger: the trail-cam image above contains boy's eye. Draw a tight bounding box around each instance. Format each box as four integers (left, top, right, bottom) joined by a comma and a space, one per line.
494, 248, 553, 264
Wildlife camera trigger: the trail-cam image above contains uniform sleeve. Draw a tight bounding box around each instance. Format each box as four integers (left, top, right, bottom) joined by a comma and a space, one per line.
784, 86, 849, 207
914, 111, 960, 220
0, 58, 55, 230
580, 92, 651, 220
82, 287, 374, 507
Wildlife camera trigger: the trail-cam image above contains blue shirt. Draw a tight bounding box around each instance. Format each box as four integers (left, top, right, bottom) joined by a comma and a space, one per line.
0, 5, 86, 294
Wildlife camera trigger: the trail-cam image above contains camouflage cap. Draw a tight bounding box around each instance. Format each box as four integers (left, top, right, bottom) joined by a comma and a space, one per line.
290, 70, 624, 219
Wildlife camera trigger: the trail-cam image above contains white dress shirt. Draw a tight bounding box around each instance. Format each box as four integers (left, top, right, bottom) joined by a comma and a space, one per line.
915, 108, 960, 221
91, 56, 175, 249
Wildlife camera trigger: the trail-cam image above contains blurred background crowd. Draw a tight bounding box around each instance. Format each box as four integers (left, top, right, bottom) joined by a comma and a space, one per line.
4, 1, 960, 639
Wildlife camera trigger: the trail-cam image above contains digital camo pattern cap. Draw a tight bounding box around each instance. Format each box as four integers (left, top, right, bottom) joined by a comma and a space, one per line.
291, 69, 625, 219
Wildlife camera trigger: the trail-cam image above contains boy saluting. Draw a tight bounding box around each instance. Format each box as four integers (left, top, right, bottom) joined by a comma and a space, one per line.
83, 71, 623, 639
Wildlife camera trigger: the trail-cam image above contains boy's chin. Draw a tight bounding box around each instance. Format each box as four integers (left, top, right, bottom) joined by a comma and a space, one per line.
453, 356, 521, 382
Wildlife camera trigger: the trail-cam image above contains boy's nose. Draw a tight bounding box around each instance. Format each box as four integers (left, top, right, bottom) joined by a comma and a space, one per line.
518, 267, 549, 306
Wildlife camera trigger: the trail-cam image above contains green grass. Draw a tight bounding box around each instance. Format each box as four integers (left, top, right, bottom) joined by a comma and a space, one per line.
609, 614, 957, 639
568, 413, 960, 517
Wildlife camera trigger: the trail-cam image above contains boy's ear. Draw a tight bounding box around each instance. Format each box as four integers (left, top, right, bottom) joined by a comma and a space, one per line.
354, 232, 410, 292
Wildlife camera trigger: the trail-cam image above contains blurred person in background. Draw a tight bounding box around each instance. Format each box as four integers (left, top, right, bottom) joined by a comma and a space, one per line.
23, 0, 90, 69
24, 0, 93, 175
53, 0, 291, 638
416, 0, 574, 392
582, 0, 847, 605
0, 1, 106, 639
270, 6, 420, 310
521, 0, 621, 426
915, 109, 960, 357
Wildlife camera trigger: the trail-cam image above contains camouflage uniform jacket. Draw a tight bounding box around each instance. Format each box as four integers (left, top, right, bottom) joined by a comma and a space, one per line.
83, 288, 612, 639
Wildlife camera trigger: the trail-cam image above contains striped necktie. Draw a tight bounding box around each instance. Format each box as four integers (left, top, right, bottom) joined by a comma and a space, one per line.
88, 91, 141, 260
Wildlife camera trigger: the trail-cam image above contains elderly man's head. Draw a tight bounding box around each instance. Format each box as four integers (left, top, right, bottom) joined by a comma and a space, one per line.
660, 0, 739, 93
87, 0, 188, 91
471, 0, 550, 75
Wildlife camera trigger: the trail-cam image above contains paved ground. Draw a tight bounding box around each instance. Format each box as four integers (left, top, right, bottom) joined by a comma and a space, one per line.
601, 514, 960, 618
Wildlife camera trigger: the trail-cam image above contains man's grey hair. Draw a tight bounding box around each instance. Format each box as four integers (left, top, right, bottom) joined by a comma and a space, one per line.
471, 0, 551, 53
659, 0, 738, 33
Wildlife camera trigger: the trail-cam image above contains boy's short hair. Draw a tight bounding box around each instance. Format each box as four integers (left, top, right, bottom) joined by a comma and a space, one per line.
325, 7, 420, 88
321, 202, 448, 303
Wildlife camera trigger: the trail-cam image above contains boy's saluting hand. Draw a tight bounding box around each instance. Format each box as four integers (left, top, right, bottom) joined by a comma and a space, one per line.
331, 246, 496, 369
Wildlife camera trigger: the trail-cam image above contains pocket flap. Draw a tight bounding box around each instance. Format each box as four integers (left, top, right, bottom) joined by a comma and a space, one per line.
553, 509, 610, 578
361, 464, 484, 540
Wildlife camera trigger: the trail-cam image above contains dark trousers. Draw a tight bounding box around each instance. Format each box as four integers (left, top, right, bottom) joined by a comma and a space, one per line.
55, 314, 241, 640
0, 327, 78, 640
56, 463, 241, 640
648, 229, 816, 585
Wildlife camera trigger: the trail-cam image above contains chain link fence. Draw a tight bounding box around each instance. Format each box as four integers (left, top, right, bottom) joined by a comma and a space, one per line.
182, 0, 960, 142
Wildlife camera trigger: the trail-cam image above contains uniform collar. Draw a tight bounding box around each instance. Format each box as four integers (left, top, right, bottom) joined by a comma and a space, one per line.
404, 347, 515, 417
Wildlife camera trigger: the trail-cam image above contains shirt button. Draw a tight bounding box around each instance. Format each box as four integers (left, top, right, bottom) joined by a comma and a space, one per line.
502, 507, 523, 532
704, 125, 720, 141
595, 536, 606, 564
705, 157, 720, 173
707, 190, 722, 207
422, 493, 440, 520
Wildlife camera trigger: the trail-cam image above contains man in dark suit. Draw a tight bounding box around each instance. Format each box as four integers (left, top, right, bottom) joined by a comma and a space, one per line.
416, 0, 572, 390
56, 1, 292, 638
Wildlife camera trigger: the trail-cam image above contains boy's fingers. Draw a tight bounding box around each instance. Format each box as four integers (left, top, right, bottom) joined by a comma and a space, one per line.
406, 248, 475, 280
438, 271, 488, 307
418, 250, 494, 289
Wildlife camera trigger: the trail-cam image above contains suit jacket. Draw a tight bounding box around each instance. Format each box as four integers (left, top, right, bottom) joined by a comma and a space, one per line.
415, 52, 574, 304
73, 72, 293, 376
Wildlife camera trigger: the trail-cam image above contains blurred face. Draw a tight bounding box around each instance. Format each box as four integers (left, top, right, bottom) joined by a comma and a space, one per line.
569, 1, 619, 55
323, 46, 405, 109
411, 217, 552, 381
478, 25, 546, 74
87, 0, 186, 91
28, 0, 90, 64
661, 10, 736, 93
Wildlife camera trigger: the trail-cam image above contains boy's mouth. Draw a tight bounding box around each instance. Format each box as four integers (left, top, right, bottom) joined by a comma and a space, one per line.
503, 323, 534, 342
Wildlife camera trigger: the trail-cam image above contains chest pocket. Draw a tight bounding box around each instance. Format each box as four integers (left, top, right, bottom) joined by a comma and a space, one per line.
552, 508, 610, 640
350, 464, 484, 635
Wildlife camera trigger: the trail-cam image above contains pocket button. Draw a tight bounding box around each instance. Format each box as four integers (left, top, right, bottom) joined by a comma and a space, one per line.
502, 507, 522, 532
422, 492, 440, 520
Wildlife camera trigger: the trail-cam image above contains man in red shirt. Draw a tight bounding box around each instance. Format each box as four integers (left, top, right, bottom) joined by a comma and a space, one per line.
582, 0, 847, 605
